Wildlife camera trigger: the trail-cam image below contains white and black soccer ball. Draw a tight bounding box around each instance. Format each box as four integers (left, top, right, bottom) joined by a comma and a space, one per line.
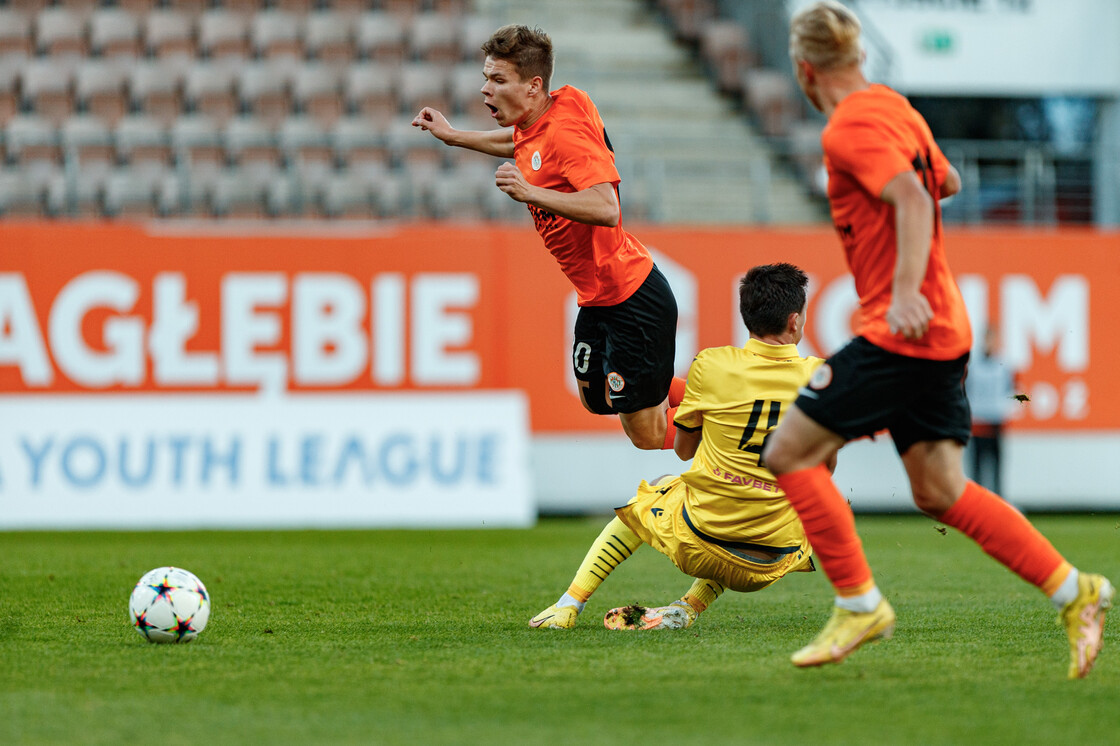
128, 567, 210, 644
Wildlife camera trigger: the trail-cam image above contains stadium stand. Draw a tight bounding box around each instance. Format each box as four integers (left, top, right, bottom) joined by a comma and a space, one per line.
0, 0, 830, 221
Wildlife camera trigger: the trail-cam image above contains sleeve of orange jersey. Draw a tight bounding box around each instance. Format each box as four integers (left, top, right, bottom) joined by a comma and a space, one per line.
823, 113, 912, 200
556, 115, 620, 191
674, 354, 704, 430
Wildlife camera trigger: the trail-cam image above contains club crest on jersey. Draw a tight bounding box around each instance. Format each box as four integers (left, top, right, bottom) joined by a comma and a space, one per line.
531, 151, 542, 171
607, 372, 625, 392
809, 363, 833, 390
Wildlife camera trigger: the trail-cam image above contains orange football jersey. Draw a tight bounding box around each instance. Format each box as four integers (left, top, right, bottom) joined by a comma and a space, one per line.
822, 84, 971, 359
511, 86, 652, 307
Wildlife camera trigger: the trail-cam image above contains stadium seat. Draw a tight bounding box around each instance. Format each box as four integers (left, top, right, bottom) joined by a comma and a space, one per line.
21, 58, 76, 127
6, 113, 61, 169
0, 60, 19, 128
344, 61, 399, 125
0, 9, 33, 59
197, 9, 251, 61
144, 9, 196, 61
659, 0, 718, 44
237, 60, 297, 130
275, 0, 315, 15
34, 7, 87, 57
250, 10, 303, 61
356, 11, 407, 67
61, 114, 116, 182
118, 0, 156, 16
279, 114, 334, 211
0, 167, 46, 217
459, 15, 492, 63
292, 63, 344, 129
211, 167, 269, 218
76, 60, 130, 127
429, 160, 492, 220
224, 115, 283, 184
386, 114, 443, 199
224, 0, 267, 17
741, 67, 798, 138
128, 60, 187, 128
397, 61, 451, 120
56, 0, 98, 21
115, 113, 172, 177
170, 114, 224, 208
409, 13, 460, 66
185, 62, 239, 126
89, 8, 142, 59
332, 114, 392, 174
103, 166, 165, 219
303, 11, 354, 68
449, 61, 487, 120
699, 19, 753, 95
320, 0, 367, 19
46, 166, 106, 217
164, 0, 208, 20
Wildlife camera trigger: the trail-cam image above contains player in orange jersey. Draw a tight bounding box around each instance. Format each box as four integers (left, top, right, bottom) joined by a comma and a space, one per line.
762, 1, 1112, 678
412, 25, 683, 451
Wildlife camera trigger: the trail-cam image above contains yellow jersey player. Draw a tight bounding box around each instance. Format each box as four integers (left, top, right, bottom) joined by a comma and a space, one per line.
530, 263, 831, 630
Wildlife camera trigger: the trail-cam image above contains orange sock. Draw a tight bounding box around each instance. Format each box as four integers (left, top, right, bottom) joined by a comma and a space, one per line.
776, 464, 874, 595
668, 376, 686, 408
939, 481, 1070, 594
661, 406, 678, 450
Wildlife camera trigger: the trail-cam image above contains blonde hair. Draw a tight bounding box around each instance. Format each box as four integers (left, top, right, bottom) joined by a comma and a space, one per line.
789, 1, 863, 71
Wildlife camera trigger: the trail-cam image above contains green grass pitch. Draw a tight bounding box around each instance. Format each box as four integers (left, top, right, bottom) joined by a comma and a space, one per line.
2, 514, 1117, 745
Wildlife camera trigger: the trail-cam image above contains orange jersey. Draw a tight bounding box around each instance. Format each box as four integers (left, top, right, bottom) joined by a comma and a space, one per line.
822, 84, 971, 359
511, 86, 652, 307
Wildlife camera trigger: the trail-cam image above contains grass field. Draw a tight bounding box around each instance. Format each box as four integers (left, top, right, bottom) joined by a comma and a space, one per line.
2, 514, 1117, 745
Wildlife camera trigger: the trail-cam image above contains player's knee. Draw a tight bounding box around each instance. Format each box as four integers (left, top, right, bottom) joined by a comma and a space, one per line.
910, 482, 958, 516
627, 428, 663, 450
761, 439, 793, 475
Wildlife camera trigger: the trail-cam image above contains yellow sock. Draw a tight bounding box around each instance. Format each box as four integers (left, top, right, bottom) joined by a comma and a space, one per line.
681, 578, 725, 614
567, 517, 641, 601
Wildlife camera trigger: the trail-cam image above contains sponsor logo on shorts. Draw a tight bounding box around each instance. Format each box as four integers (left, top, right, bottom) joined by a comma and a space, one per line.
607, 371, 625, 392
651, 507, 664, 516
809, 363, 833, 390
531, 151, 542, 171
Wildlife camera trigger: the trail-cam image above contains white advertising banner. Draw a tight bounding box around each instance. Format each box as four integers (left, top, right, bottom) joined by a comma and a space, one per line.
0, 393, 535, 529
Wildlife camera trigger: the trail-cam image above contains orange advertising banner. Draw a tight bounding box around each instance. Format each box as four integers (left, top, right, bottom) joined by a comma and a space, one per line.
3, 222, 1118, 432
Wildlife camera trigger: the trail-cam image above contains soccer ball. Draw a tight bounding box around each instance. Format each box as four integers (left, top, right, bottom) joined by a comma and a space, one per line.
128, 567, 211, 644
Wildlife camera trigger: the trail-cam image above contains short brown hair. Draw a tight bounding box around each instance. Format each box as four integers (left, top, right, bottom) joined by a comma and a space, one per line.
481, 24, 554, 90
789, 0, 862, 71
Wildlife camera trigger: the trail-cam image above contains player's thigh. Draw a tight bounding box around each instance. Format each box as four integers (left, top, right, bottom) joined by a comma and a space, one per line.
598, 266, 677, 415
889, 353, 972, 455
572, 306, 612, 414
794, 337, 910, 442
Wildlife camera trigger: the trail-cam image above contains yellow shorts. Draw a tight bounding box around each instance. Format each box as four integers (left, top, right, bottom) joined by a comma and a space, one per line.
615, 476, 813, 594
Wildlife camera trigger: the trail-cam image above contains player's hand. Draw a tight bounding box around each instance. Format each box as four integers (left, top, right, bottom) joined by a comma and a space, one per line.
886, 291, 933, 340
411, 107, 453, 142
495, 162, 534, 203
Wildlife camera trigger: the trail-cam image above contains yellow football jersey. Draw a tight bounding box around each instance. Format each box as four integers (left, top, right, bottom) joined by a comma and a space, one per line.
674, 338, 823, 550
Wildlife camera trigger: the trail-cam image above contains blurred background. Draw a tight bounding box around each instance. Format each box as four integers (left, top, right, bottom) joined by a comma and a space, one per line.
1, 0, 1116, 224
2, 0, 1118, 527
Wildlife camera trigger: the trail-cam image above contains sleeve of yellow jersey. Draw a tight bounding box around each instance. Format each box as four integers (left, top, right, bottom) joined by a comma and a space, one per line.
673, 353, 705, 432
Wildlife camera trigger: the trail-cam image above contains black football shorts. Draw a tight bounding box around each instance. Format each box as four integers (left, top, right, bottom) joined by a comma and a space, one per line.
572, 264, 677, 416
795, 336, 972, 455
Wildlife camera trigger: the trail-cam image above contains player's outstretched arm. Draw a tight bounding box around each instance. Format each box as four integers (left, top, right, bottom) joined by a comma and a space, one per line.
494, 163, 620, 227
411, 107, 514, 158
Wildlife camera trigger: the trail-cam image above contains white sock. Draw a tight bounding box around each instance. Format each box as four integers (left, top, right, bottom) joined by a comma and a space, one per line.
835, 586, 883, 613
1049, 568, 1080, 609
557, 592, 585, 612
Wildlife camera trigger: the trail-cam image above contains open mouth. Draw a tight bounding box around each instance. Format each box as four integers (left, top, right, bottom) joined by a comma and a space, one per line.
485, 103, 498, 117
